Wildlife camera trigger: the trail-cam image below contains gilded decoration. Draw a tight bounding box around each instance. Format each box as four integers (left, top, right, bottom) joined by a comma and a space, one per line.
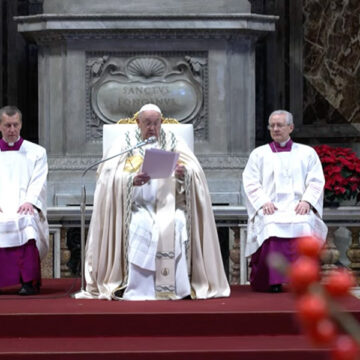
86, 52, 208, 141
117, 113, 179, 125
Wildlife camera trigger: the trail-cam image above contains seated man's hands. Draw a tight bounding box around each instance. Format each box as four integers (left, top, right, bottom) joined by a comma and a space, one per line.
133, 172, 150, 186
175, 164, 186, 180
262, 202, 278, 215
295, 200, 310, 215
17, 202, 35, 215
262, 201, 311, 215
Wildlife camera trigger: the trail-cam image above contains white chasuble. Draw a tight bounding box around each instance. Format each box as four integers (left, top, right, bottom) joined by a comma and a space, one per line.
243, 142, 328, 258
124, 175, 190, 300
0, 140, 49, 259
77, 128, 230, 300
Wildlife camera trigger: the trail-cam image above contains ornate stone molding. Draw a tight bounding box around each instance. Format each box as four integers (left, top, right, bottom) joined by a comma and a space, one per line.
197, 155, 247, 169
16, 13, 278, 22
49, 154, 247, 170
88, 55, 204, 123
19, 30, 262, 46
15, 14, 278, 45
86, 52, 208, 141
49, 156, 101, 170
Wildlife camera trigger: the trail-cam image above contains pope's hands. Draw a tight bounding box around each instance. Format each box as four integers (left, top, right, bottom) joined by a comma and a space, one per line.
133, 172, 150, 186
295, 200, 310, 215
133, 164, 186, 186
17, 202, 35, 215
262, 202, 277, 215
175, 164, 185, 180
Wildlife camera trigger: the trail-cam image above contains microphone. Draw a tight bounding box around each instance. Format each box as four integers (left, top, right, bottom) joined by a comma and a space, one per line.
82, 136, 157, 177
138, 135, 157, 147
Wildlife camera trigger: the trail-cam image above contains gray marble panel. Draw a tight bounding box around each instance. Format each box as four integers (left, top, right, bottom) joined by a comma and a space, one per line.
38, 45, 67, 155
43, 0, 251, 14
227, 38, 256, 155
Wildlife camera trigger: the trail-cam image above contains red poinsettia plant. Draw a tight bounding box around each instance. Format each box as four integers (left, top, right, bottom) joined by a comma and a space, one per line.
314, 145, 360, 204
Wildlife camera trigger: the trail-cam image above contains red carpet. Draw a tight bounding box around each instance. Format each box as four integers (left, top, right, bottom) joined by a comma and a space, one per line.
0, 279, 359, 359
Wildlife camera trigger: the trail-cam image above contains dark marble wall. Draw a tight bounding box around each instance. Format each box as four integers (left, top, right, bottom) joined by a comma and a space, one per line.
0, 0, 41, 142
303, 0, 360, 127
250, 0, 292, 145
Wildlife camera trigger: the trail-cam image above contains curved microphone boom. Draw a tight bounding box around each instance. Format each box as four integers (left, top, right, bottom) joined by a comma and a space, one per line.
73, 135, 157, 296
82, 136, 157, 177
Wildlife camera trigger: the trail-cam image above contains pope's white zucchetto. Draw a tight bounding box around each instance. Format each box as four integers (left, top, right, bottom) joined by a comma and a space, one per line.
138, 103, 162, 115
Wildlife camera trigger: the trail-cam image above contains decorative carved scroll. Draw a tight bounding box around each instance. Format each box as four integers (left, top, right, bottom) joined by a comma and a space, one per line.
86, 52, 208, 141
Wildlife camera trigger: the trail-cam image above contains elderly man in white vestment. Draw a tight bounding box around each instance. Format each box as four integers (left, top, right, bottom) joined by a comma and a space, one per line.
80, 104, 230, 300
0, 106, 49, 295
242, 110, 327, 293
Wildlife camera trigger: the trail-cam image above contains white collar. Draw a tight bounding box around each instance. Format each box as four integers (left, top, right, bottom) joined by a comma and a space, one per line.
278, 137, 291, 147
6, 136, 21, 147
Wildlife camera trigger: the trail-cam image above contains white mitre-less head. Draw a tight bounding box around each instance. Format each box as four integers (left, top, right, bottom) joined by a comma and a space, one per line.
138, 103, 162, 115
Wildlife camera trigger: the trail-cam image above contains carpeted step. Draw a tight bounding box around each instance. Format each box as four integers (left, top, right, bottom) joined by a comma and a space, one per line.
0, 280, 358, 359
0, 310, 302, 337
0, 335, 331, 360
0, 280, 359, 338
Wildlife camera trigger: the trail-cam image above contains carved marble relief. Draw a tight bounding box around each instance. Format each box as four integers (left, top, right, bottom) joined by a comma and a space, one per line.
86, 52, 208, 141
303, 0, 360, 125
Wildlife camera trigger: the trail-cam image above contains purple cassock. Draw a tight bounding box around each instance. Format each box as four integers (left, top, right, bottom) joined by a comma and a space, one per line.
0, 137, 41, 289
250, 139, 299, 292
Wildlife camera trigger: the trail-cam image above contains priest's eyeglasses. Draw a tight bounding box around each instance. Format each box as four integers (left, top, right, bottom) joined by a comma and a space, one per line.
267, 123, 289, 130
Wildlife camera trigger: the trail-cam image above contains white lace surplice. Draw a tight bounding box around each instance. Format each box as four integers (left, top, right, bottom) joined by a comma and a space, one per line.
243, 142, 328, 257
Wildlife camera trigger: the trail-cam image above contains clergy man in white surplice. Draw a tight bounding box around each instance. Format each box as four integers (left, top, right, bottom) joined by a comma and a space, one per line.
0, 106, 48, 295
242, 110, 327, 293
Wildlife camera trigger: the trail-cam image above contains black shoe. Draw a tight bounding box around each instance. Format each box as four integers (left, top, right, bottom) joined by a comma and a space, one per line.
111, 287, 125, 300
269, 284, 283, 293
18, 282, 39, 296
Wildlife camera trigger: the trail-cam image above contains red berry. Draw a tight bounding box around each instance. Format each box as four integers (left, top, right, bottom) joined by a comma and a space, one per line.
297, 294, 328, 325
288, 256, 320, 294
332, 335, 359, 360
296, 236, 323, 258
324, 269, 356, 297
307, 318, 337, 345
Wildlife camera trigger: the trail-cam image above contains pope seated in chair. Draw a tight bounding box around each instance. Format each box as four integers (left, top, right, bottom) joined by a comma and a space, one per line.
79, 103, 230, 300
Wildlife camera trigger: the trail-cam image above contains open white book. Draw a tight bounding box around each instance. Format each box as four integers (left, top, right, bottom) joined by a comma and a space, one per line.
142, 148, 179, 179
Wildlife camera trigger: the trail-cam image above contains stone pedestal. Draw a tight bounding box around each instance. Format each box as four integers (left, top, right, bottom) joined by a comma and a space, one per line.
347, 227, 360, 286
16, 0, 277, 207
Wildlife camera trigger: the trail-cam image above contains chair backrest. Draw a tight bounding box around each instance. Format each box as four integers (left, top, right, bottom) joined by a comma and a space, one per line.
103, 123, 194, 156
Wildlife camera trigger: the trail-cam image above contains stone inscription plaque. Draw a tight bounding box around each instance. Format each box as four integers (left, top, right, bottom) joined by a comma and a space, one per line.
86, 53, 208, 140
96, 80, 199, 122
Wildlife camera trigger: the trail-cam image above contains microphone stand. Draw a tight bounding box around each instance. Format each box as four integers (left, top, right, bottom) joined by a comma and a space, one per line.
73, 136, 156, 297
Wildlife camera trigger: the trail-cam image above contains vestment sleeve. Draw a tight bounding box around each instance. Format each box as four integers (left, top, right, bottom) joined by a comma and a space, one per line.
24, 148, 48, 214
242, 150, 271, 219
301, 149, 325, 216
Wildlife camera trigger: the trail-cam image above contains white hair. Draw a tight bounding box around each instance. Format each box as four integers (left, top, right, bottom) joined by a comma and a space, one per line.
268, 110, 293, 125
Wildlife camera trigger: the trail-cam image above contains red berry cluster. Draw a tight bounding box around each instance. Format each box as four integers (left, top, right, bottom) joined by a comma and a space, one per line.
288, 236, 359, 360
